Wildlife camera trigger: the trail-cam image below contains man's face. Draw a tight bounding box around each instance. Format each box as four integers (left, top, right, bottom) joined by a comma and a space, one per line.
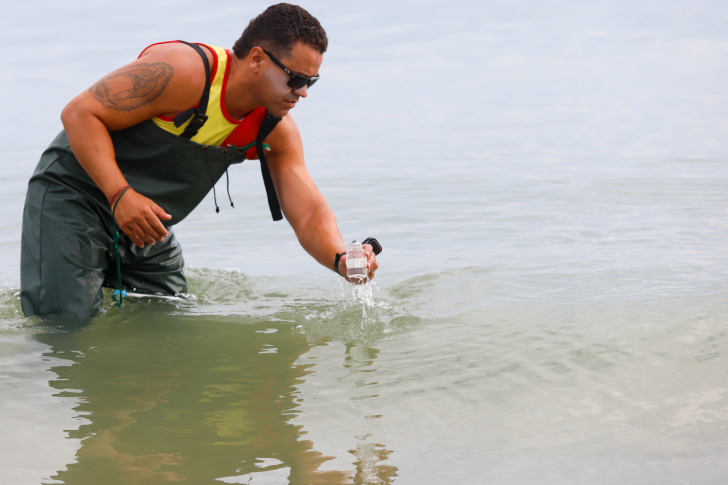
262, 42, 323, 117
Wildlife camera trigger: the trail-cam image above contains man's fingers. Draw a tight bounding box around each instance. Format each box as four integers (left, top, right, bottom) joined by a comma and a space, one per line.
144, 211, 169, 241
367, 253, 378, 271
122, 226, 146, 248
366, 250, 378, 281
112, 192, 171, 247
129, 207, 166, 242
368, 265, 377, 281
340, 251, 380, 283
152, 203, 173, 221
129, 222, 156, 245
131, 219, 156, 243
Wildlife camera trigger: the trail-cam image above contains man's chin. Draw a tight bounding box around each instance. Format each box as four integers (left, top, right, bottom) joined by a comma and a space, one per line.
269, 107, 291, 118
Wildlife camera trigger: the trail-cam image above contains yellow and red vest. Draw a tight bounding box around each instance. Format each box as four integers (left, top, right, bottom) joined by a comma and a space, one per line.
139, 41, 267, 160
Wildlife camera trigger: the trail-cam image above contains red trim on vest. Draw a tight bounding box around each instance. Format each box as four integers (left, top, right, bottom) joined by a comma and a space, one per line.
221, 107, 269, 159
220, 50, 241, 124
138, 41, 219, 123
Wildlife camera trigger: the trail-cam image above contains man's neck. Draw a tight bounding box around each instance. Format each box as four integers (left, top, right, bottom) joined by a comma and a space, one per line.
224, 54, 260, 120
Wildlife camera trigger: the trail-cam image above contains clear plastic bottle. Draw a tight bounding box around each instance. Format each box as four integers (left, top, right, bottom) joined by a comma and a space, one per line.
346, 240, 368, 280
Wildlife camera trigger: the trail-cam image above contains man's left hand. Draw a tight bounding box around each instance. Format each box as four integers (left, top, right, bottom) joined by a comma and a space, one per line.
339, 243, 379, 284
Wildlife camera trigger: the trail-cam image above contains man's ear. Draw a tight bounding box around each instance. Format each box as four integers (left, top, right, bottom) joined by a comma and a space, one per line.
249, 47, 265, 74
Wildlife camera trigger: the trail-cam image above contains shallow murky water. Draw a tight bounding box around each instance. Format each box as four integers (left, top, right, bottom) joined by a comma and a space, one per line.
2, 1, 728, 483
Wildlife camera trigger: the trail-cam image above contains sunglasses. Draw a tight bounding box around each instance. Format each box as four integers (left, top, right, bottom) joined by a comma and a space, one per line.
263, 49, 320, 90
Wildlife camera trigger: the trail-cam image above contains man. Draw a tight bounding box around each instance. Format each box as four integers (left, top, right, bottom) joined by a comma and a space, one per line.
20, 3, 379, 318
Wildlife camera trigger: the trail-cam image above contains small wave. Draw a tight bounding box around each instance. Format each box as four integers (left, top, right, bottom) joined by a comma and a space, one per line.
0, 285, 27, 331
0, 268, 429, 342
185, 268, 422, 343
294, 280, 422, 343
184, 267, 256, 304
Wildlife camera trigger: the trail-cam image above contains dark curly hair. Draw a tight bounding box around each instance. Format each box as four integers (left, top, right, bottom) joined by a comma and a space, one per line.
232, 3, 328, 60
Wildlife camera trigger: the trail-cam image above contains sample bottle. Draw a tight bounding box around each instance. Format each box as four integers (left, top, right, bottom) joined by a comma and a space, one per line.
346, 240, 368, 280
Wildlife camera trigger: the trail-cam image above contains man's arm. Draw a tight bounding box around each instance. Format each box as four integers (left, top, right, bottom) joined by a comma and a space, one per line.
264, 115, 379, 282
60, 44, 210, 247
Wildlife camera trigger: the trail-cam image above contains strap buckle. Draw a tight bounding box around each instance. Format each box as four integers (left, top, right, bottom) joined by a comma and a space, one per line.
183, 111, 208, 137
174, 108, 209, 140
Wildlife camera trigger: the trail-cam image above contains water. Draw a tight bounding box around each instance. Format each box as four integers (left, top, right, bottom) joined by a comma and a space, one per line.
2, 0, 728, 483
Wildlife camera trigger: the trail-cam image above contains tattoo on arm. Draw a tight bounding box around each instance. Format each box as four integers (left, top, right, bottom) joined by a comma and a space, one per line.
89, 63, 173, 111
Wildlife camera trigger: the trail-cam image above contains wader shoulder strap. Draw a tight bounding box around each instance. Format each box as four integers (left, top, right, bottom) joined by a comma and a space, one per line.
257, 113, 283, 221
172, 41, 211, 139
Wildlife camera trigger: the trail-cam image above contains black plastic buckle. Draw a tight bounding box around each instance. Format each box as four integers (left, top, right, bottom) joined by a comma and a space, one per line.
179, 110, 209, 140
187, 112, 209, 131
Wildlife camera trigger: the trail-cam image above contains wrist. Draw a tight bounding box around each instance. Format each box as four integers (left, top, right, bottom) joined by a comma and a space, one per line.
333, 251, 346, 276
109, 185, 132, 210
103, 177, 131, 201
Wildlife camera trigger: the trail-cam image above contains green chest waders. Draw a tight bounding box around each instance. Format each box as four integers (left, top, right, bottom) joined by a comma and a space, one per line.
20, 42, 281, 318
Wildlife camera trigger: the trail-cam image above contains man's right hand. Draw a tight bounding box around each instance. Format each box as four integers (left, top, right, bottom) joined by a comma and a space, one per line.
112, 188, 172, 247
59, 43, 211, 249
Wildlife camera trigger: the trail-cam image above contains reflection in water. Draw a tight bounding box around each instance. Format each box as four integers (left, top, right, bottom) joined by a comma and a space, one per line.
34, 310, 372, 484
349, 443, 395, 485
343, 344, 396, 485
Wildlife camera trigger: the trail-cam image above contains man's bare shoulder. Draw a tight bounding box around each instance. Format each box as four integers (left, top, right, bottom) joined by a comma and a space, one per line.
138, 42, 213, 89
83, 42, 212, 125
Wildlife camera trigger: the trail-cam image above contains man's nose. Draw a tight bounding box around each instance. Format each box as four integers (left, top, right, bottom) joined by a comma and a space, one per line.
292, 84, 308, 98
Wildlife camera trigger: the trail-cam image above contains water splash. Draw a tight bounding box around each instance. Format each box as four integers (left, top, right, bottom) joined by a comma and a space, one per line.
339, 278, 380, 325
295, 278, 422, 344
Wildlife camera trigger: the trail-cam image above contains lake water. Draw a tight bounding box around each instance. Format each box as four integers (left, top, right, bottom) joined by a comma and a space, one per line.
2, 1, 728, 483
